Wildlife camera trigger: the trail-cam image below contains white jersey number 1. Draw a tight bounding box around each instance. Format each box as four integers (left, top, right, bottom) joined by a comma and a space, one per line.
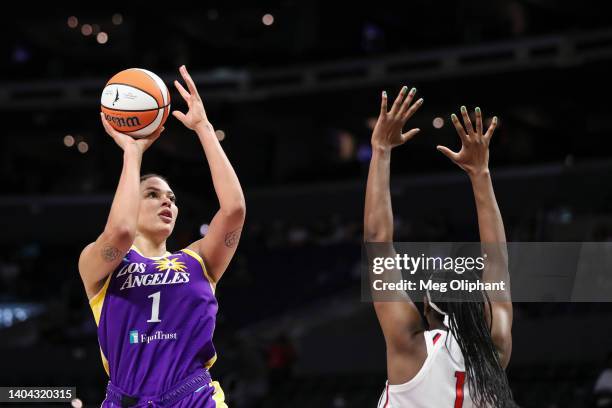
147, 291, 162, 323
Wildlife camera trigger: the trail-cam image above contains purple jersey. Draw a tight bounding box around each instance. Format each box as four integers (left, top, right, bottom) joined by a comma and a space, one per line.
89, 246, 219, 397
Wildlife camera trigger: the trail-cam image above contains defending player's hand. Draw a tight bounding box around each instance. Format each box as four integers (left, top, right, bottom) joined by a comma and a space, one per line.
100, 112, 164, 153
437, 106, 498, 176
172, 65, 210, 131
371, 86, 423, 151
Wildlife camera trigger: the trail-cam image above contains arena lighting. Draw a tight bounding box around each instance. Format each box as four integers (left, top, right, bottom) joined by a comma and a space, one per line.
215, 129, 226, 141
0, 303, 44, 328
12, 46, 30, 63
433, 117, 444, 129
71, 398, 83, 408
81, 24, 93, 36
67, 16, 78, 28
72, 347, 86, 360
64, 135, 75, 147
207, 9, 219, 20
262, 13, 274, 26
77, 141, 89, 154
97, 32, 109, 44
112, 13, 123, 25
199, 224, 210, 236
366, 117, 377, 130
357, 144, 373, 163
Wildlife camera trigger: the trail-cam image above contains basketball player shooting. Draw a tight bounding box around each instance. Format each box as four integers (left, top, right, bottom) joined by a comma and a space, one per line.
78, 65, 244, 407
364, 87, 516, 407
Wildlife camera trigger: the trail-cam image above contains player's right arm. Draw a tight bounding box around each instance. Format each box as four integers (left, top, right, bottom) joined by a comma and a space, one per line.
437, 107, 513, 368
78, 114, 164, 300
364, 86, 424, 382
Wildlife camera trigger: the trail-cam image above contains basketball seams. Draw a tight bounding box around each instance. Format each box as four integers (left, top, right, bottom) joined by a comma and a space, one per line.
135, 68, 169, 106
100, 103, 171, 112
134, 68, 166, 105
113, 68, 164, 106
126, 109, 164, 135
103, 82, 161, 108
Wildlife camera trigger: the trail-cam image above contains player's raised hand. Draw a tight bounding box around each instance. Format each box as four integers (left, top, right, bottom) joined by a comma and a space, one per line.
100, 112, 164, 154
437, 106, 498, 176
172, 65, 210, 131
371, 86, 423, 151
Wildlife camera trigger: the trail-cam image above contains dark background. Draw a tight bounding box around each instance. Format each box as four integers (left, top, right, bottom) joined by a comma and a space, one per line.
1, 2, 612, 407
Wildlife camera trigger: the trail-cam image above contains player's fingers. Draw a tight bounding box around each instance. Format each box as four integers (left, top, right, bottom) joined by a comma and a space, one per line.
380, 90, 388, 116
179, 65, 199, 97
100, 112, 110, 130
172, 110, 187, 124
152, 126, 165, 138
174, 80, 191, 101
389, 86, 408, 116
475, 107, 483, 139
401, 128, 420, 143
148, 126, 165, 142
100, 113, 130, 147
460, 106, 475, 138
100, 113, 118, 136
437, 145, 460, 162
402, 97, 424, 122
398, 87, 417, 117
484, 116, 498, 141
451, 113, 470, 143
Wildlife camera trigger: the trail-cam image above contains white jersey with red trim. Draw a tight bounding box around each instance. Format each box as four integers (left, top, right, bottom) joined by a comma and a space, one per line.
377, 329, 475, 408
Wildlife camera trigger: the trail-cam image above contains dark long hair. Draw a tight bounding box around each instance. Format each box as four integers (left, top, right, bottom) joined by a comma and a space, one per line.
428, 268, 517, 408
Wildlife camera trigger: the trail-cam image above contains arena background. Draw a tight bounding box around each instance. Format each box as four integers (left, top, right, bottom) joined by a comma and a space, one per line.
2, 2, 612, 407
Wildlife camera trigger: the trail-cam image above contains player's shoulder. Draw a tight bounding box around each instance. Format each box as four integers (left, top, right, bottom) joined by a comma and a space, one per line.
426, 329, 466, 366
179, 247, 206, 265
423, 329, 457, 357
178, 247, 215, 287
424, 329, 447, 344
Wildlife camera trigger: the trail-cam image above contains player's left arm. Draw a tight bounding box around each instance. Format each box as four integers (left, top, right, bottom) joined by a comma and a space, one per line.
437, 107, 513, 368
173, 65, 246, 283
364, 87, 425, 359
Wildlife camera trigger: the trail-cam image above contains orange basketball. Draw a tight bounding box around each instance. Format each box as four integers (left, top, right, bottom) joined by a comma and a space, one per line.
100, 68, 171, 138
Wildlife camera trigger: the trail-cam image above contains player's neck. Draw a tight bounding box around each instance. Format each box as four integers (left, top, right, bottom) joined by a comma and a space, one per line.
133, 235, 167, 258
429, 318, 447, 331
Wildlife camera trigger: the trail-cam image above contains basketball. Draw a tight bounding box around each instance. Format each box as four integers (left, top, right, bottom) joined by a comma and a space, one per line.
100, 68, 170, 138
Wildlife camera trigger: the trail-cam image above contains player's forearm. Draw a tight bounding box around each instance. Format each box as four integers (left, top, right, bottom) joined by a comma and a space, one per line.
364, 147, 394, 242
105, 147, 142, 238
470, 170, 506, 244
469, 170, 508, 282
195, 122, 246, 218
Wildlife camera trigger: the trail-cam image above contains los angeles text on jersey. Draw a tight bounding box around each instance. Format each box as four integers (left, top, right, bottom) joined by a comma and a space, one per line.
116, 262, 190, 291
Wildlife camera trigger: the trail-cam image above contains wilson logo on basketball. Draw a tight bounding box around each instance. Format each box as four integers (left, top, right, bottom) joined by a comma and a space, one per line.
104, 113, 141, 128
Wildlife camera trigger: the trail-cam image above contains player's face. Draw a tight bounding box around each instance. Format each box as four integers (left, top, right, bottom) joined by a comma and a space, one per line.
138, 177, 179, 238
